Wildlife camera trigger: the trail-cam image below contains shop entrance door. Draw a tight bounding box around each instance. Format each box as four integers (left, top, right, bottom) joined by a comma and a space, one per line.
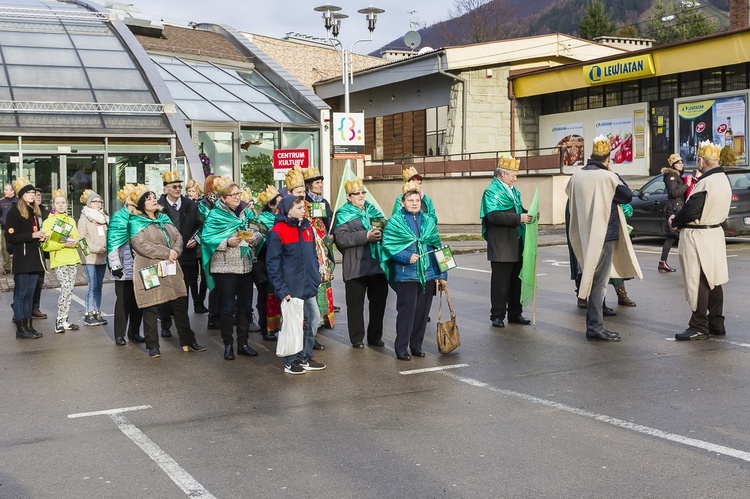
649, 101, 674, 176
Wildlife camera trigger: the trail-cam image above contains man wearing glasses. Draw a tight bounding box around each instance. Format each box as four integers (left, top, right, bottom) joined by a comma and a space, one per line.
157, 171, 204, 336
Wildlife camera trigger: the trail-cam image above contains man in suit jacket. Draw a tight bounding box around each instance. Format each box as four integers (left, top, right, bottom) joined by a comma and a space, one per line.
480, 157, 533, 328
157, 171, 203, 336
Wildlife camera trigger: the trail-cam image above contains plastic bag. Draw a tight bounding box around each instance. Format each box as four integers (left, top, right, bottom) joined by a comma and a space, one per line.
276, 297, 304, 357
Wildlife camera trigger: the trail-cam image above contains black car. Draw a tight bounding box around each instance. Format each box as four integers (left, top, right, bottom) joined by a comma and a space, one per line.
629, 168, 750, 237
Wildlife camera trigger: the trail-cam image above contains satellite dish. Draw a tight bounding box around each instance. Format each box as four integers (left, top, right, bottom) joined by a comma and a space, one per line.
417, 46, 434, 55
403, 30, 421, 50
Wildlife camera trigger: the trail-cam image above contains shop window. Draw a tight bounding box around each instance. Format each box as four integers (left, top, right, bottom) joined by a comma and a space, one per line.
588, 86, 603, 109
659, 76, 678, 99
108, 153, 169, 214
557, 91, 572, 113
542, 94, 556, 114
198, 130, 233, 179
701, 69, 722, 94
572, 89, 587, 111
724, 63, 748, 91
604, 84, 620, 107
680, 71, 701, 97
622, 82, 639, 104
640, 78, 658, 102
240, 130, 278, 191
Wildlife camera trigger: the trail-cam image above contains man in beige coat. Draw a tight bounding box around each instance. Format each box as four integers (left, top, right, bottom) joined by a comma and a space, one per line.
669, 140, 731, 340
567, 135, 642, 341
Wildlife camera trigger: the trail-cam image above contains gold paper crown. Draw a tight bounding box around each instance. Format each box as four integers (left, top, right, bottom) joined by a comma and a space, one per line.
592, 134, 611, 157
303, 166, 323, 181
12, 177, 31, 195
80, 189, 95, 204
345, 177, 365, 195
256, 184, 280, 206
698, 140, 722, 160
117, 183, 136, 203
213, 176, 235, 196
240, 188, 254, 204
185, 178, 203, 195
497, 156, 520, 171
285, 165, 305, 191
402, 166, 422, 182
51, 188, 67, 201
162, 170, 182, 185
128, 184, 149, 206
402, 179, 421, 194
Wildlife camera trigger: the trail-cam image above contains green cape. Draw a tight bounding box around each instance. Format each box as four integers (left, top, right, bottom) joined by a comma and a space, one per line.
479, 178, 524, 240
381, 208, 441, 290
255, 210, 276, 252
128, 212, 174, 247
333, 200, 386, 263
106, 206, 130, 256
201, 204, 251, 290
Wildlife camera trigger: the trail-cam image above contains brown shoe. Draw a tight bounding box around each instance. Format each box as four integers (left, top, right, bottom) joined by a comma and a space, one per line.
658, 260, 677, 273
32, 308, 48, 319
615, 284, 636, 307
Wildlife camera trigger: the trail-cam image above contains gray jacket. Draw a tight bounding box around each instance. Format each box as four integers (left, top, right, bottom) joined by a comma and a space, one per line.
332, 217, 384, 282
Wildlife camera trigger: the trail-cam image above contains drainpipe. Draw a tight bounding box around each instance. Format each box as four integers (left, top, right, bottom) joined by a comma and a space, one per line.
437, 53, 467, 158
508, 78, 516, 153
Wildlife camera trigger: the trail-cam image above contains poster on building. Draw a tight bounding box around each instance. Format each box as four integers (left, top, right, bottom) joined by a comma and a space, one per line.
594, 117, 634, 165
551, 122, 585, 166
677, 95, 746, 167
145, 164, 171, 193
332, 112, 365, 159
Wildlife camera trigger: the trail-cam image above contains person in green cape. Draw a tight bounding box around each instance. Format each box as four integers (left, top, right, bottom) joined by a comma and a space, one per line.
198, 174, 222, 329
381, 181, 447, 360
332, 178, 389, 349
390, 166, 435, 217
480, 156, 533, 329
107, 183, 144, 345
128, 184, 206, 358
201, 178, 264, 360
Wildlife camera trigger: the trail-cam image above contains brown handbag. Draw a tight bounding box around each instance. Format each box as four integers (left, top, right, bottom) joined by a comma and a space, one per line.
436, 284, 460, 354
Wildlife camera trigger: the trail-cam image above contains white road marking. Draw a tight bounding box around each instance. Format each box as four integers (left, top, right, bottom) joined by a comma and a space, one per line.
635, 249, 737, 258
68, 406, 216, 498
434, 370, 750, 463
664, 337, 750, 348
456, 266, 491, 274
400, 364, 469, 375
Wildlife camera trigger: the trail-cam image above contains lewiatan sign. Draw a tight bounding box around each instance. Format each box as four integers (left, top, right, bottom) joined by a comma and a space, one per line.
583, 55, 655, 85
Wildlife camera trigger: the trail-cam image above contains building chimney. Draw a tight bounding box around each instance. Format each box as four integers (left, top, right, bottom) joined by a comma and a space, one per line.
729, 0, 749, 30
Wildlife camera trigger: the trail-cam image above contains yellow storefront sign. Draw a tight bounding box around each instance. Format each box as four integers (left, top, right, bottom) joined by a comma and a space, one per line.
583, 55, 655, 85
677, 100, 715, 119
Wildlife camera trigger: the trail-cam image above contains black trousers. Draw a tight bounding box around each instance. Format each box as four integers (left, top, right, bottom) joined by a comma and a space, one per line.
32, 270, 44, 309
142, 296, 196, 350
395, 280, 435, 356
213, 272, 253, 346
344, 273, 389, 344
198, 262, 208, 303
689, 270, 725, 334
158, 261, 199, 331
490, 260, 523, 321
114, 280, 143, 341
251, 262, 268, 330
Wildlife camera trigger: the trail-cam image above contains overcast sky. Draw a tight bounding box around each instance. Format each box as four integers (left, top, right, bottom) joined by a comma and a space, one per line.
131, 0, 452, 51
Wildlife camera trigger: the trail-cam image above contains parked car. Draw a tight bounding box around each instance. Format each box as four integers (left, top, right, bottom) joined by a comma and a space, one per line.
629, 168, 750, 238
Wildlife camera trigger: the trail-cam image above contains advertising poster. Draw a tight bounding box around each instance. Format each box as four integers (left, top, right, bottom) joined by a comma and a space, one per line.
551, 122, 584, 166
677, 95, 746, 167
594, 117, 634, 165
145, 164, 170, 193
333, 112, 365, 159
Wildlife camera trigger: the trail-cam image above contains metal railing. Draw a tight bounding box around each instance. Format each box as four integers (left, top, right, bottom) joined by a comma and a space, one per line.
364, 147, 564, 179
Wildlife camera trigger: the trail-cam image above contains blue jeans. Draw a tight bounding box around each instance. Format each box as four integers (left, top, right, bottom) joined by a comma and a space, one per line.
13, 272, 39, 320
283, 297, 320, 365
83, 264, 106, 313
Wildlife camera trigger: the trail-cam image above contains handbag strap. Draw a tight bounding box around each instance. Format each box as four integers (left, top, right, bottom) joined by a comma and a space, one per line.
437, 283, 454, 321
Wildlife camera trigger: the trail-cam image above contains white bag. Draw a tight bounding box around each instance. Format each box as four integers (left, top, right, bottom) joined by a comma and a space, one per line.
276, 297, 304, 357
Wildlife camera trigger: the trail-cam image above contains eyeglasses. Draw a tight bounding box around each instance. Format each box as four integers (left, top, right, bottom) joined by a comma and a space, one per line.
90, 199, 102, 203
170, 184, 183, 189
227, 192, 242, 198
349, 191, 366, 196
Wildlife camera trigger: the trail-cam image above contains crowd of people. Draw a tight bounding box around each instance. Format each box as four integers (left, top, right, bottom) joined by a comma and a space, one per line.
5, 136, 732, 369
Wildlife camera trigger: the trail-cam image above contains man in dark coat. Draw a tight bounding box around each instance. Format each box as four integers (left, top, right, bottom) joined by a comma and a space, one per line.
480, 157, 533, 328
157, 171, 203, 336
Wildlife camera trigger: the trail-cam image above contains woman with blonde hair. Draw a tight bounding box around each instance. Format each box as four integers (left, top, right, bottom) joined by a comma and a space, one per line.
78, 189, 109, 326
185, 179, 203, 201
5, 178, 48, 339
42, 189, 82, 333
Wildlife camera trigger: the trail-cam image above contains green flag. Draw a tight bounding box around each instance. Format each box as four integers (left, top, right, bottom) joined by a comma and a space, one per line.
332, 160, 384, 214
519, 187, 540, 307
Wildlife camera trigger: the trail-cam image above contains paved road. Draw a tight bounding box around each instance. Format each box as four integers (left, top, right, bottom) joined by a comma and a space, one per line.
2, 238, 750, 498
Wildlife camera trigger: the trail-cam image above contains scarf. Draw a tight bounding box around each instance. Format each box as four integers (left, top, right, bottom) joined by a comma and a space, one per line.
82, 205, 109, 225
333, 200, 385, 262
106, 206, 130, 255
480, 177, 524, 240
128, 212, 174, 247
201, 202, 251, 290
381, 208, 441, 289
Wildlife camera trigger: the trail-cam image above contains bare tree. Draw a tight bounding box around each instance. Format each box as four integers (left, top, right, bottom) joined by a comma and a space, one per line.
435, 0, 516, 46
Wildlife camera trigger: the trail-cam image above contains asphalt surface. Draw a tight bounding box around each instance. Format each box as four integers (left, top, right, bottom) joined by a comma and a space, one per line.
2, 236, 750, 498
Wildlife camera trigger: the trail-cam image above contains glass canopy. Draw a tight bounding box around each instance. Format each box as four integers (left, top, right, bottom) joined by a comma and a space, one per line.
0, 0, 170, 133
150, 55, 318, 126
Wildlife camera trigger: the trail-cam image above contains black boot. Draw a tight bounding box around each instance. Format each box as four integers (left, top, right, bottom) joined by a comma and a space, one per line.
17, 319, 41, 339
25, 318, 41, 336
